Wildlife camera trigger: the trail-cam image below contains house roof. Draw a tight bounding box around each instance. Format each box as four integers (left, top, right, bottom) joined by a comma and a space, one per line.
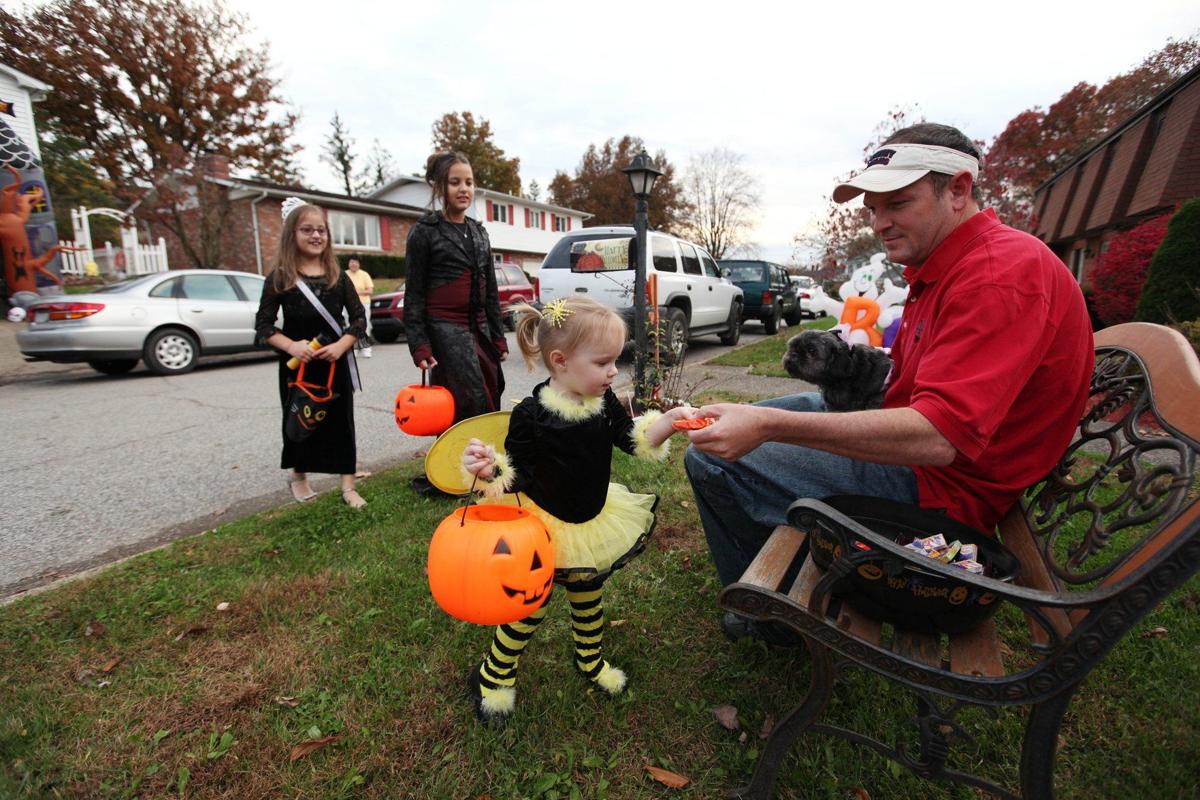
210, 175, 427, 217
369, 173, 593, 218
1032, 63, 1200, 244
0, 63, 51, 100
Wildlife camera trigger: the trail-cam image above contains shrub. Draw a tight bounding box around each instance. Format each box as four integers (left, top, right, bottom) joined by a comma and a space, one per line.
338, 253, 406, 279
1135, 199, 1200, 324
1090, 212, 1171, 326
1170, 319, 1200, 358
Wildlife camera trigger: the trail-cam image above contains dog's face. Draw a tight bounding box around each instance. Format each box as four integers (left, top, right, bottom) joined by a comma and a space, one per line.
783, 330, 850, 382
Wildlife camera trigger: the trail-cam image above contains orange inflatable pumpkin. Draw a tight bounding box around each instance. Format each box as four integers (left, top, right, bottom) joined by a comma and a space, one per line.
428, 504, 555, 625
395, 371, 454, 436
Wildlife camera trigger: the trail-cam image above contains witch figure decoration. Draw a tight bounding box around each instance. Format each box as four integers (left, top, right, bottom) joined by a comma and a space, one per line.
461, 296, 699, 725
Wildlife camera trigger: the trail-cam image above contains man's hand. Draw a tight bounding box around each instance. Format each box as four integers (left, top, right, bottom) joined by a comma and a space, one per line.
685, 403, 772, 461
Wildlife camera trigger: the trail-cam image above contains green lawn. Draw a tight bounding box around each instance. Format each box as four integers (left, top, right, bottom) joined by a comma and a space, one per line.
1, 394, 1197, 799
709, 317, 836, 377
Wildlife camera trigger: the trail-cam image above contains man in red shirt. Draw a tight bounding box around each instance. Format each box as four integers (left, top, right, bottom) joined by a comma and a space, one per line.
684, 123, 1093, 643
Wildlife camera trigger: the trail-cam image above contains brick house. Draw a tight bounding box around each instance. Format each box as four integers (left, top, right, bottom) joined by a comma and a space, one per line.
137, 154, 425, 274
369, 175, 591, 276
1032, 63, 1200, 284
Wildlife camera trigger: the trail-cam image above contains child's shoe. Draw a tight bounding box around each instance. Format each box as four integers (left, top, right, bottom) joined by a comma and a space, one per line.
576, 659, 627, 695
467, 663, 515, 726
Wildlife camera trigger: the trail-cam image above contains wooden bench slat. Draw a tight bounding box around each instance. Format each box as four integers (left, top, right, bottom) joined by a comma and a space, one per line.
740, 525, 807, 592
948, 618, 1005, 678
834, 601, 884, 647
998, 511, 1074, 644
893, 630, 943, 668
787, 552, 824, 609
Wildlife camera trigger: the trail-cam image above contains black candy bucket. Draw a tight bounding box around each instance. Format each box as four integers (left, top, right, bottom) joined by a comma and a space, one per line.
805, 496, 1020, 635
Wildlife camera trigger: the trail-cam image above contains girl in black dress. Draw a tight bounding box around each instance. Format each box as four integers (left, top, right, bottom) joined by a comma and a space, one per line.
404, 151, 508, 494
255, 199, 368, 508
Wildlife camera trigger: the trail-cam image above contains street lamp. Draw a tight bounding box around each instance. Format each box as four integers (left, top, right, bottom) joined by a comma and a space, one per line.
622, 149, 663, 407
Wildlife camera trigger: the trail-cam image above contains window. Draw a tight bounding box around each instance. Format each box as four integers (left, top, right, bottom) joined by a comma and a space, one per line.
180, 274, 239, 301
526, 209, 545, 229
701, 254, 720, 278
149, 277, 181, 298
502, 265, 527, 286
552, 214, 569, 232
328, 211, 381, 249
652, 237, 678, 272
232, 275, 265, 301
1070, 248, 1086, 282
493, 203, 509, 224
679, 242, 701, 276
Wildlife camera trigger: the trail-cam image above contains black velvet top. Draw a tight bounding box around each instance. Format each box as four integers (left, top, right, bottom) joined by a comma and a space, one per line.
504, 381, 640, 524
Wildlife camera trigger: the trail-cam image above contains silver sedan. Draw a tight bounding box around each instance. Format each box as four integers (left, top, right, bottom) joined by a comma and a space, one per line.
17, 269, 269, 375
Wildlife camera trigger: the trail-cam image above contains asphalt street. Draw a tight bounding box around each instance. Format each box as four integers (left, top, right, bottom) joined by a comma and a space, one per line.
0, 328, 772, 599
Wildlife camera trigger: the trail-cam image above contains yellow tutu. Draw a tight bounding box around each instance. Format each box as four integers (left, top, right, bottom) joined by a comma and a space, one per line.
489, 483, 656, 580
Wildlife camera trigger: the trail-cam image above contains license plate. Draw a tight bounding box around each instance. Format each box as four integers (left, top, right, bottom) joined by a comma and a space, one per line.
34, 310, 47, 322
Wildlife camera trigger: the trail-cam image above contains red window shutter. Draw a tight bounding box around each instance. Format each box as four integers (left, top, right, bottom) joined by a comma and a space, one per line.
525, 208, 530, 227
486, 200, 493, 221
551, 214, 557, 230
567, 217, 572, 231
380, 217, 391, 250
508, 204, 514, 225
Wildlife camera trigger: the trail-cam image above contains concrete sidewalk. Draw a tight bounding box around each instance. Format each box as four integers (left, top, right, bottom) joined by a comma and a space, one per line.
0, 318, 93, 384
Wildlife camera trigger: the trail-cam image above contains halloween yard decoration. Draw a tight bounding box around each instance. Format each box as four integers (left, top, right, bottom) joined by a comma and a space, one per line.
1, 164, 76, 306
394, 370, 455, 436
427, 503, 555, 626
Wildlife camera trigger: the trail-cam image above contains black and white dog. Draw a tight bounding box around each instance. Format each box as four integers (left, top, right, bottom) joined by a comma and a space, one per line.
782, 329, 893, 411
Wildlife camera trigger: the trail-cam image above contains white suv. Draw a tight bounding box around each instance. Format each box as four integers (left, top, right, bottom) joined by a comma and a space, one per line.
537, 226, 743, 358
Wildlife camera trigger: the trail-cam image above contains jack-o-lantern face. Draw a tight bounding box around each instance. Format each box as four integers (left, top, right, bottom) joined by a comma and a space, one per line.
428, 505, 555, 626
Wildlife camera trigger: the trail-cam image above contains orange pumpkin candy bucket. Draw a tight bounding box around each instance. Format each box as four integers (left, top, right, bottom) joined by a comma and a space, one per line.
395, 370, 455, 436
428, 503, 555, 626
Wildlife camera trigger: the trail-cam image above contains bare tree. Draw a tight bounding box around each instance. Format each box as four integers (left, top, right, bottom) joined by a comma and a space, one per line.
678, 148, 761, 258
321, 112, 356, 195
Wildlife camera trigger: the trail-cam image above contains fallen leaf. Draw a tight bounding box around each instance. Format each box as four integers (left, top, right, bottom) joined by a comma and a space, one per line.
84, 620, 106, 638
216, 602, 230, 612
289, 734, 342, 762
174, 625, 208, 642
100, 656, 122, 674
738, 731, 748, 744
680, 500, 692, 509
1056, 734, 1068, 753
74, 668, 99, 686
1141, 626, 1168, 639
608, 619, 627, 627
275, 696, 300, 708
853, 788, 872, 800
96, 680, 111, 689
644, 765, 690, 789
998, 641, 1015, 657
713, 704, 740, 731
759, 714, 774, 739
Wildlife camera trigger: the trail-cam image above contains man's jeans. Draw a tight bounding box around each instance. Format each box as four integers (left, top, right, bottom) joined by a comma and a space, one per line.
684, 393, 919, 587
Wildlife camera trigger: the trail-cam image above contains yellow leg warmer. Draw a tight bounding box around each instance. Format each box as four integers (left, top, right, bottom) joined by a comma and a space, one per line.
568, 586, 626, 695
475, 600, 550, 719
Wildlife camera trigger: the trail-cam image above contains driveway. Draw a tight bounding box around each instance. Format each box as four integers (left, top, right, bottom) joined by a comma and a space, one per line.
1, 325, 778, 599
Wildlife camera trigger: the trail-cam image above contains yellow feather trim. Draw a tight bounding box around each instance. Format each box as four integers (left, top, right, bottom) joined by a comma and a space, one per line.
480, 686, 516, 715
631, 411, 670, 461
594, 663, 627, 695
462, 447, 515, 499
538, 383, 603, 421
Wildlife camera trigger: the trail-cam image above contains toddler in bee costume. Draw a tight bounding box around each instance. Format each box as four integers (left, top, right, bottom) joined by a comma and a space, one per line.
461, 296, 698, 724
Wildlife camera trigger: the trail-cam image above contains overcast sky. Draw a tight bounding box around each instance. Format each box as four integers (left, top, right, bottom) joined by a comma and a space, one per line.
239, 0, 1198, 263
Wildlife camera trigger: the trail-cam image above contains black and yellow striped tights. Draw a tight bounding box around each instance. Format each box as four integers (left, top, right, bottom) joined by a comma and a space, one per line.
473, 577, 626, 721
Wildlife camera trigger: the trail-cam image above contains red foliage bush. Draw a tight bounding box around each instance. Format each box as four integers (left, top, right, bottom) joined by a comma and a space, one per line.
1090, 212, 1171, 326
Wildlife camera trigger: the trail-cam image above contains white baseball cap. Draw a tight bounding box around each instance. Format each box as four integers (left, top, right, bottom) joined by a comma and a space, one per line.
832, 144, 979, 203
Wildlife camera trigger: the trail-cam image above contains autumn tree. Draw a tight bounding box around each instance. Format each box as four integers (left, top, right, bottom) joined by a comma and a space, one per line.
979, 34, 1199, 229
357, 139, 397, 195
1090, 211, 1172, 326
0, 0, 301, 268
321, 112, 357, 196
431, 112, 521, 195
677, 148, 761, 259
549, 136, 688, 232
36, 115, 121, 245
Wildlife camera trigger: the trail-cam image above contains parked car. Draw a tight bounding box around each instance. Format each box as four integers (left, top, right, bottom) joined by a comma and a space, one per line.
789, 274, 825, 318
537, 226, 743, 360
719, 259, 803, 334
17, 269, 267, 376
369, 261, 537, 344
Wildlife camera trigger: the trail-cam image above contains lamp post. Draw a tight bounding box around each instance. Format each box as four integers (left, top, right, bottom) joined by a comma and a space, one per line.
622, 149, 663, 407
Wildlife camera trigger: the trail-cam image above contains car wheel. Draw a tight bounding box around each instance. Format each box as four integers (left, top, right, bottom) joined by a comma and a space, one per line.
374, 329, 400, 344
656, 307, 688, 364
763, 304, 781, 335
88, 359, 138, 376
718, 302, 742, 346
784, 306, 804, 326
143, 328, 198, 375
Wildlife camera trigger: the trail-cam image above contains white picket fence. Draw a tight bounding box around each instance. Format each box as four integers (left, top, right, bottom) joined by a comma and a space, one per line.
57, 206, 169, 277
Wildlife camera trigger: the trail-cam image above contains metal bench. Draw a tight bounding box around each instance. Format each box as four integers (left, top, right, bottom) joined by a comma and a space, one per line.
718, 322, 1200, 799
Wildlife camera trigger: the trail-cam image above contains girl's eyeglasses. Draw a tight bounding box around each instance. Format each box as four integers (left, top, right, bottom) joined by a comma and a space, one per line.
298, 226, 328, 238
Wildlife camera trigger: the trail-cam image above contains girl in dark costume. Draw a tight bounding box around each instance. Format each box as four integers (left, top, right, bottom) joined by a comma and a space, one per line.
461, 296, 698, 724
404, 151, 507, 494
255, 199, 368, 508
